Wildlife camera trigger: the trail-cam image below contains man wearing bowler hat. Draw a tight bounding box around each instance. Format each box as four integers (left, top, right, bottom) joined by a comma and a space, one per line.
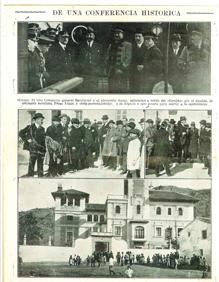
142, 31, 163, 93
75, 26, 103, 93
168, 33, 184, 93
106, 27, 132, 93
130, 28, 146, 93
46, 30, 75, 84
175, 116, 188, 163
188, 121, 199, 161
19, 112, 46, 177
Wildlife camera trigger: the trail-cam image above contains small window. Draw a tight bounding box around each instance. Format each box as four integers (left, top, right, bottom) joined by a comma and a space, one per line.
100, 215, 105, 223
156, 207, 161, 215
178, 208, 183, 216
61, 196, 66, 206
156, 227, 162, 237
202, 230, 207, 239
168, 208, 172, 215
93, 227, 98, 232
68, 198, 73, 206
75, 198, 80, 206
135, 226, 144, 239
178, 228, 183, 236
188, 232, 191, 237
94, 214, 98, 222
115, 226, 122, 236
87, 214, 92, 222
115, 205, 121, 214
137, 205, 141, 214
67, 215, 73, 221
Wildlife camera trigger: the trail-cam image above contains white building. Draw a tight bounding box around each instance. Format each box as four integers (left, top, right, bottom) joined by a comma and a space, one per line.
178, 218, 211, 264
52, 180, 198, 252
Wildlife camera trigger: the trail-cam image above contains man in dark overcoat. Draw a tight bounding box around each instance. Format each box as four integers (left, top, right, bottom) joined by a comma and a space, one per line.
129, 28, 145, 93
142, 32, 163, 93
46, 116, 63, 176
46, 30, 75, 85
153, 121, 171, 177
68, 118, 83, 171
175, 116, 189, 163
99, 115, 109, 166
199, 120, 211, 169
19, 112, 46, 177
188, 121, 199, 161
75, 27, 102, 92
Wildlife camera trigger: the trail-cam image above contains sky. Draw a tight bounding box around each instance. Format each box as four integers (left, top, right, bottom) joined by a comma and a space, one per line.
18, 178, 211, 211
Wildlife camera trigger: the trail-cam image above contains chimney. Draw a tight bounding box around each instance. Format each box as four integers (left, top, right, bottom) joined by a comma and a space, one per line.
57, 183, 63, 192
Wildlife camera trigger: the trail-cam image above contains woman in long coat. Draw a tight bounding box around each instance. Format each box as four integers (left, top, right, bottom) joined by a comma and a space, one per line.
102, 120, 118, 169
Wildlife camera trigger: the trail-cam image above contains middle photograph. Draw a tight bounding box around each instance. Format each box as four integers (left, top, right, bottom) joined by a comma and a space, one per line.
18, 109, 145, 179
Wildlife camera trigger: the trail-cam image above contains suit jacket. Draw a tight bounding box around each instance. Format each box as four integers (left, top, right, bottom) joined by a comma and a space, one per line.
76, 41, 102, 76
106, 40, 132, 75
46, 43, 75, 84
69, 126, 83, 149
46, 125, 63, 143
19, 123, 46, 154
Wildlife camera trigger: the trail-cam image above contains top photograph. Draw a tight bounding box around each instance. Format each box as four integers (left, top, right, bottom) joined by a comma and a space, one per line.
18, 21, 211, 94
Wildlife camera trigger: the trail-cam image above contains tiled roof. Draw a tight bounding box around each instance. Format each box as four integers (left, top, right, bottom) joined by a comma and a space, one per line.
149, 190, 199, 203
86, 203, 106, 212
51, 189, 89, 199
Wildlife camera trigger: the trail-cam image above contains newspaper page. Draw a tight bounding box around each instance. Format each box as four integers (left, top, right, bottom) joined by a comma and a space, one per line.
1, 1, 218, 281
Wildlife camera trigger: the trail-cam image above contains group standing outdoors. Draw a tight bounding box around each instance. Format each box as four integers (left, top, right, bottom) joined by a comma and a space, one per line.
145, 116, 211, 177
26, 23, 210, 93
19, 112, 145, 178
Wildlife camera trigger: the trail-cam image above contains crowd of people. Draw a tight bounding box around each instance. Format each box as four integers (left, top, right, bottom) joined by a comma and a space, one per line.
24, 23, 210, 94
67, 250, 209, 277
19, 112, 144, 178
145, 116, 211, 177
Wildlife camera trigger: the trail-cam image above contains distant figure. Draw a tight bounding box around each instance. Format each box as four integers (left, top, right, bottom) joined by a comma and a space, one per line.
125, 265, 134, 278
109, 256, 116, 276
69, 255, 73, 266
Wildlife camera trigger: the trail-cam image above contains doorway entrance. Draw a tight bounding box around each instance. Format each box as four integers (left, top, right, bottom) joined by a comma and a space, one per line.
95, 241, 109, 252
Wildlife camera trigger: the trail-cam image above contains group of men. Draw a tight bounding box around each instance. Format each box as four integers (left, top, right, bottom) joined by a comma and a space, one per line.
145, 116, 211, 177
19, 112, 145, 178
26, 23, 210, 93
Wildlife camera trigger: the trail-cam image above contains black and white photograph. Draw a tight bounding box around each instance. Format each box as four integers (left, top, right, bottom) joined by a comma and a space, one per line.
18, 21, 211, 94
18, 178, 211, 278
145, 110, 211, 178
18, 109, 145, 179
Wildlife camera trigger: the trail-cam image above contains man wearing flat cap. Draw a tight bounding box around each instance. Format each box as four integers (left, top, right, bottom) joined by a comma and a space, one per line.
69, 118, 84, 171
168, 33, 184, 93
142, 31, 163, 93
178, 30, 210, 93
19, 113, 46, 177
46, 30, 75, 84
75, 26, 103, 93
45, 116, 64, 176
106, 27, 132, 93
130, 28, 146, 93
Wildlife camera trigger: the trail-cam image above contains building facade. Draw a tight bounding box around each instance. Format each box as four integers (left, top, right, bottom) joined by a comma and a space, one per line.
52, 180, 198, 252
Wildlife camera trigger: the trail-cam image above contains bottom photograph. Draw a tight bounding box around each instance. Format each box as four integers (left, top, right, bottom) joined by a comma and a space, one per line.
18, 178, 211, 278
